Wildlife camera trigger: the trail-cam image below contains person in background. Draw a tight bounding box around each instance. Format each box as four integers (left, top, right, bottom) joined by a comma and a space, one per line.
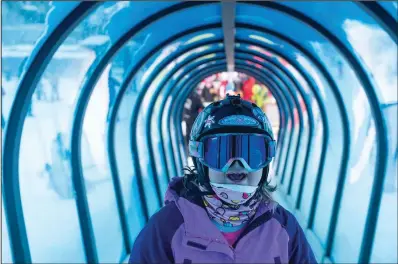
210, 83, 220, 102
233, 76, 243, 95
242, 76, 255, 102
49, 69, 60, 102
129, 94, 317, 263
46, 132, 74, 199
252, 82, 269, 110
202, 82, 215, 103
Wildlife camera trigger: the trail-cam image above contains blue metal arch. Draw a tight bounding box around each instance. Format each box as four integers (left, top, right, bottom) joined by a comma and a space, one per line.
2, 2, 395, 263
170, 57, 292, 174
171, 55, 294, 175
235, 47, 313, 196
235, 26, 347, 253
157, 32, 332, 226
356, 1, 398, 43
234, 46, 311, 170
163, 35, 332, 179
239, 4, 388, 261
3, 2, 223, 263
132, 51, 225, 209
2, 3, 99, 263
234, 53, 303, 188
234, 30, 332, 210
158, 54, 290, 176
236, 34, 333, 218
235, 45, 315, 197
71, 5, 221, 260
172, 62, 287, 165
165, 31, 344, 258
107, 23, 223, 228
163, 57, 228, 175
73, 10, 220, 260
141, 44, 224, 196
168, 53, 294, 177
159, 58, 228, 171
172, 60, 290, 170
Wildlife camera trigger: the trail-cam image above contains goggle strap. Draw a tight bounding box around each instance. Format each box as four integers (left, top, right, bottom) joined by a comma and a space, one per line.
189, 140, 203, 158
268, 140, 276, 158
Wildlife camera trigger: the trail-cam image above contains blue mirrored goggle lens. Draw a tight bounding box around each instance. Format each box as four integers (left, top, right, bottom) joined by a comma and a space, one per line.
202, 134, 274, 171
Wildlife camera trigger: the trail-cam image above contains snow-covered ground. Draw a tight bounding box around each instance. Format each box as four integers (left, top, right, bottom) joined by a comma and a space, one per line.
1, 67, 144, 262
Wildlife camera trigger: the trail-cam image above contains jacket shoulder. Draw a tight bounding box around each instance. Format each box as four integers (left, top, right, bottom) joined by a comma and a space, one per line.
272, 205, 318, 263
151, 200, 184, 229
273, 204, 299, 234
129, 201, 184, 264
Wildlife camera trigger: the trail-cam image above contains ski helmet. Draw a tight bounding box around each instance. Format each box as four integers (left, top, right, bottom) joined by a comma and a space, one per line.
188, 94, 276, 186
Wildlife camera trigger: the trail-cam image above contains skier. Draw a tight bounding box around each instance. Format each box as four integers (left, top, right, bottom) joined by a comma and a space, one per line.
130, 94, 316, 263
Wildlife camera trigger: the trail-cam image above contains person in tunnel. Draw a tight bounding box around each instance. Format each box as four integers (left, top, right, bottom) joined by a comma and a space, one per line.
252, 82, 269, 111
130, 94, 316, 263
242, 76, 255, 102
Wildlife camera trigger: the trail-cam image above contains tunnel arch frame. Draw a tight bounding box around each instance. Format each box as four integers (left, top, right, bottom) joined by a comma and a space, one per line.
234, 47, 313, 195
2, 3, 100, 263
70, 4, 222, 260
170, 56, 292, 173
2, 2, 394, 263
169, 57, 324, 260
106, 23, 224, 231
136, 49, 227, 195
234, 46, 315, 196
238, 3, 389, 261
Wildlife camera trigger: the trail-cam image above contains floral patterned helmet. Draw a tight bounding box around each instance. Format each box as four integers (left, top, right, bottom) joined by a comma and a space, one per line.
189, 94, 274, 142
188, 94, 276, 185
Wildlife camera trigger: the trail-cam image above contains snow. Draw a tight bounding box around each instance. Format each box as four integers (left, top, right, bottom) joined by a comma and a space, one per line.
1, 55, 131, 262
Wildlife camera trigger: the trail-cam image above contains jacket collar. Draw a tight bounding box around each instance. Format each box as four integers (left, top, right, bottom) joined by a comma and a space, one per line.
165, 177, 275, 241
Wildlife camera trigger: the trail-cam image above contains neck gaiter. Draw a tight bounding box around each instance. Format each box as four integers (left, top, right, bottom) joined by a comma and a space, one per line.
199, 182, 261, 228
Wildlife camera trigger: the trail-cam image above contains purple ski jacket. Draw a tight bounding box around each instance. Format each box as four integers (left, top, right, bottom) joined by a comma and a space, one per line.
129, 177, 317, 263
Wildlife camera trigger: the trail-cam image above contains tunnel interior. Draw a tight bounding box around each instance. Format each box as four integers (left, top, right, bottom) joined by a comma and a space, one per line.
1, 1, 397, 263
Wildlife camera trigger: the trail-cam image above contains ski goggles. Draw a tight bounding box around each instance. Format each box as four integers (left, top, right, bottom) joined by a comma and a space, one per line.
189, 133, 276, 172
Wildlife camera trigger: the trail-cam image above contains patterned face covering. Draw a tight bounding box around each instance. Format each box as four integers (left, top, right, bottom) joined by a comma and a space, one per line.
199, 183, 261, 228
